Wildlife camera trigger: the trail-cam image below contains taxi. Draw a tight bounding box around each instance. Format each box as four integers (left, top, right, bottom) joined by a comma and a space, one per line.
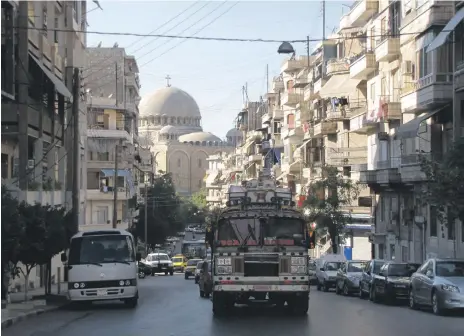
171, 255, 188, 272
184, 259, 203, 280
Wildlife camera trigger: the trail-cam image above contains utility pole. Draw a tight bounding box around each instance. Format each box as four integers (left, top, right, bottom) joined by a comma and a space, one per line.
306, 36, 311, 69
266, 64, 269, 95
322, 0, 326, 42
115, 62, 118, 106
72, 68, 81, 232
144, 184, 148, 256
112, 140, 121, 228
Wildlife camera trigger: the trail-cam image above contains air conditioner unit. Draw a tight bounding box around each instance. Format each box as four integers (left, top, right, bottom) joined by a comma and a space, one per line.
27, 159, 35, 169
401, 60, 413, 74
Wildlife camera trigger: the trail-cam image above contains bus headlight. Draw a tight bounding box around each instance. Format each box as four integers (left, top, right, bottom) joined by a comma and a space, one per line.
73, 283, 80, 289
217, 266, 232, 274
217, 257, 231, 266
72, 282, 85, 289
119, 279, 135, 286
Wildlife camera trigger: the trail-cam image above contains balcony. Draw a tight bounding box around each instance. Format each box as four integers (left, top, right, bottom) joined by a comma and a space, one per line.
399, 154, 429, 183
400, 73, 454, 113
262, 113, 271, 126
313, 121, 337, 136
350, 51, 376, 80
350, 111, 378, 133
281, 92, 303, 106
249, 154, 262, 162
304, 84, 315, 101
126, 73, 140, 93
326, 147, 368, 166
87, 128, 132, 143
272, 76, 285, 91
87, 188, 130, 201
349, 0, 379, 27
359, 170, 377, 184
339, 14, 352, 30
326, 59, 350, 76
272, 109, 284, 120
313, 77, 326, 94
270, 136, 283, 148
325, 99, 366, 121
375, 36, 400, 62
281, 57, 307, 73
294, 71, 310, 88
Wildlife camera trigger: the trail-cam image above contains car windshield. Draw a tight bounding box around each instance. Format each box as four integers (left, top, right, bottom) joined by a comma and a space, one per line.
348, 262, 367, 272
172, 257, 183, 263
436, 261, 464, 277
217, 217, 304, 246
388, 263, 410, 276
149, 254, 169, 261
68, 234, 135, 265
373, 262, 385, 274
325, 262, 342, 271
187, 259, 200, 266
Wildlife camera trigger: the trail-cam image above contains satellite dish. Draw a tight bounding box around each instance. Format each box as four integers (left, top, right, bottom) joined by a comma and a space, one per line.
277, 42, 295, 54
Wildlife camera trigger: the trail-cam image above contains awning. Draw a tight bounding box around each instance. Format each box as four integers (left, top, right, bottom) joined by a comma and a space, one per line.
319, 74, 360, 99
427, 7, 464, 53
100, 169, 131, 177
206, 172, 218, 184
394, 106, 448, 140
29, 53, 72, 98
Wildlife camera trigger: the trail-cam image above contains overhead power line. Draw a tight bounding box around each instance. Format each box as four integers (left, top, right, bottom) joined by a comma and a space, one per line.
17, 26, 456, 44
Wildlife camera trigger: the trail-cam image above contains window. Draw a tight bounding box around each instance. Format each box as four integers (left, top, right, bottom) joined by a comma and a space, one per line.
436, 43, 453, 73
198, 158, 202, 168
417, 47, 432, 79
96, 206, 108, 224
177, 158, 181, 167
448, 220, 455, 240
430, 206, 437, 237
370, 82, 376, 102
28, 2, 35, 24
390, 244, 396, 260
401, 246, 408, 262
370, 27, 376, 50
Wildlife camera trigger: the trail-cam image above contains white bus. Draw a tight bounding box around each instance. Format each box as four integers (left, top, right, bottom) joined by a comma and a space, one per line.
61, 229, 141, 308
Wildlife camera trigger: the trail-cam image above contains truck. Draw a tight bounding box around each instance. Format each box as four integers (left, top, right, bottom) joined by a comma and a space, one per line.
206, 176, 311, 316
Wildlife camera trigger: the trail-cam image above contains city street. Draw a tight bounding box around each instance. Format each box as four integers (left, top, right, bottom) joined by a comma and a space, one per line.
3, 274, 463, 336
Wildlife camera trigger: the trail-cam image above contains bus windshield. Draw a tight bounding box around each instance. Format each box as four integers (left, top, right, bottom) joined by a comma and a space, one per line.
68, 234, 135, 265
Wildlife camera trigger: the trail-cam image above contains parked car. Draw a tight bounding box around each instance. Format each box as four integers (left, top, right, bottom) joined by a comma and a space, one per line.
316, 254, 346, 292
198, 260, 213, 298
370, 262, 411, 303
335, 260, 368, 296
145, 253, 174, 276
184, 258, 203, 280
359, 259, 386, 299
195, 261, 205, 284
171, 255, 188, 272
409, 258, 464, 315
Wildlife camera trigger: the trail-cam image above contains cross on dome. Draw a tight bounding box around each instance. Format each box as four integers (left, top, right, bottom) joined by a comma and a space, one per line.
165, 75, 171, 87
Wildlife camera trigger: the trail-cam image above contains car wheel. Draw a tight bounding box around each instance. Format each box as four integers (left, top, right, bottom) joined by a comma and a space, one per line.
409, 289, 417, 310
359, 287, 366, 299
316, 282, 321, 291
432, 291, 445, 316
369, 286, 374, 301
322, 281, 329, 292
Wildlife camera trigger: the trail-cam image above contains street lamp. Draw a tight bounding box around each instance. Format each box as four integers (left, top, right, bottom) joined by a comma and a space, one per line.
277, 41, 295, 55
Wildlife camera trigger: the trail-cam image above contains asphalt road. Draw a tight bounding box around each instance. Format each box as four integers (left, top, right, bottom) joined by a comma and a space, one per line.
4, 275, 463, 336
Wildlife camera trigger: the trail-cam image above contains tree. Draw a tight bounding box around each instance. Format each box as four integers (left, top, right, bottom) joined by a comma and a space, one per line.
14, 203, 69, 300
131, 174, 184, 247
420, 137, 464, 226
191, 188, 207, 209
1, 187, 24, 301
303, 166, 360, 254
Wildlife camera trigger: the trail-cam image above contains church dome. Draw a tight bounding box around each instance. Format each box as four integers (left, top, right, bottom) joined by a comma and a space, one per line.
139, 87, 201, 118
178, 132, 222, 143
159, 125, 179, 134
226, 128, 242, 137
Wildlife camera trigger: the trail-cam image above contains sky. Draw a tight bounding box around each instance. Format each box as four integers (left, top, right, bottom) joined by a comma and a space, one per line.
86, 0, 354, 138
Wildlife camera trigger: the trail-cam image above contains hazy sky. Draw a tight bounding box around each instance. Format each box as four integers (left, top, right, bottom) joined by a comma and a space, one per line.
86, 1, 353, 138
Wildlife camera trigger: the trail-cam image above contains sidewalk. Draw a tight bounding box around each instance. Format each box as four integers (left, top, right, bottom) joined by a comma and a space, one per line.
1, 283, 68, 330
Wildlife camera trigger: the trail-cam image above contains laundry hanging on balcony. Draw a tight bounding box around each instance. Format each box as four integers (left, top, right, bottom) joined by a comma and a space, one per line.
367, 99, 388, 122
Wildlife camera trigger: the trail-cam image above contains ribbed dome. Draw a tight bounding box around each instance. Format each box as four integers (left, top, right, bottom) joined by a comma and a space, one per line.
179, 132, 222, 143
159, 125, 179, 134
226, 128, 242, 137
139, 87, 201, 118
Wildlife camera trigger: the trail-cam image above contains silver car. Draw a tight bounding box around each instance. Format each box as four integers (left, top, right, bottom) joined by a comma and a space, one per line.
409, 258, 464, 315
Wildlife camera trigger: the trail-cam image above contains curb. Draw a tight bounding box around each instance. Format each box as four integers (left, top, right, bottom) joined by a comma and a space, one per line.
1, 305, 63, 330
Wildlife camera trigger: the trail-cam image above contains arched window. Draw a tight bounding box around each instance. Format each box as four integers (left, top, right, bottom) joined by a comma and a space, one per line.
177, 158, 181, 167
198, 158, 202, 168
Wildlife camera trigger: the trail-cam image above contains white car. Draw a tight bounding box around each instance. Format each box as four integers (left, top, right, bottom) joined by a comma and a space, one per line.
144, 253, 174, 276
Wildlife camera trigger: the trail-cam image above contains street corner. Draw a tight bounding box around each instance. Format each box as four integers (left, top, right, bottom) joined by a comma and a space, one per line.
1, 304, 65, 330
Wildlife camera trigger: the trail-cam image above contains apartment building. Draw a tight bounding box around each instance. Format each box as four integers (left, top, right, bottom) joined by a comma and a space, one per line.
344, 0, 464, 262
83, 47, 143, 231
1, 1, 87, 290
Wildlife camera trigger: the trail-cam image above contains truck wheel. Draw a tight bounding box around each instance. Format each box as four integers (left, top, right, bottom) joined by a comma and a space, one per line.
169, 271, 174, 276
289, 295, 308, 316
212, 294, 228, 316
164, 271, 168, 275
185, 274, 189, 280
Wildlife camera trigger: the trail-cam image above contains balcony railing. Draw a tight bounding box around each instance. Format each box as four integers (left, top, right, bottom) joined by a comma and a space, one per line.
326, 58, 350, 76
